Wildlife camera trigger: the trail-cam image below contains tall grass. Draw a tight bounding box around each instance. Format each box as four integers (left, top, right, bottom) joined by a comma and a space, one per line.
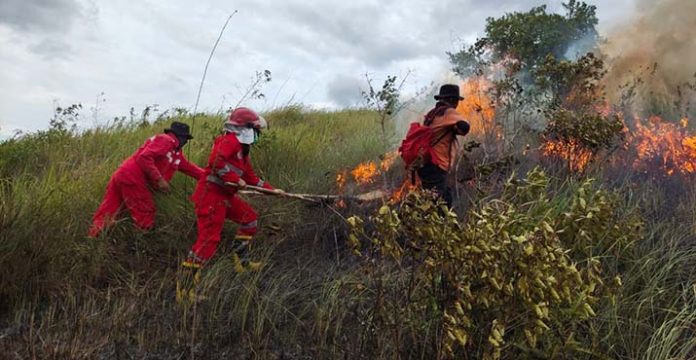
1, 107, 695, 359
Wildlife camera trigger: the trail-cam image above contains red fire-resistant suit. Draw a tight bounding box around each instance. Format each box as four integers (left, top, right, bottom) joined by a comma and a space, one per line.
88, 133, 204, 237
188, 132, 273, 262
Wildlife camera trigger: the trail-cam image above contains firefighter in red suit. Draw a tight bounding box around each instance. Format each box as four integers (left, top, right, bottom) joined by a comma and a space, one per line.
88, 122, 204, 237
182, 107, 283, 275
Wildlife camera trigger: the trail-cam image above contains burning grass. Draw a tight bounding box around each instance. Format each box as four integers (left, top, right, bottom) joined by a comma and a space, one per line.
541, 138, 594, 172
540, 113, 696, 177
629, 116, 696, 176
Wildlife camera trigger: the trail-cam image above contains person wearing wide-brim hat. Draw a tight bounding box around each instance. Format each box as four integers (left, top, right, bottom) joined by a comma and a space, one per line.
88, 121, 204, 237
419, 84, 471, 207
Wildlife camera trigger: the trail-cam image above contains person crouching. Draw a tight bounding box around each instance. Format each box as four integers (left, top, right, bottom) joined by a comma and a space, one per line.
88, 121, 203, 237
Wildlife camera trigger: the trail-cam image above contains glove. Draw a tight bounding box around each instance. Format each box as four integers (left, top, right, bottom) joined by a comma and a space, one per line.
455, 120, 470, 136
157, 178, 170, 193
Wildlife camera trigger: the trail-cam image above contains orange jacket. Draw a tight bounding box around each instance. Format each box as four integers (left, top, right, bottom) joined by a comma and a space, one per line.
429, 108, 469, 171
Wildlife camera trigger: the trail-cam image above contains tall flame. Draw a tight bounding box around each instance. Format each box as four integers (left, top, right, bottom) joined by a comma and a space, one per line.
456, 77, 497, 139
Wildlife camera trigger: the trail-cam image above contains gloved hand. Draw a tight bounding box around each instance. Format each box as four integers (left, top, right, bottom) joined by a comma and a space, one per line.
157, 178, 170, 193
455, 120, 470, 136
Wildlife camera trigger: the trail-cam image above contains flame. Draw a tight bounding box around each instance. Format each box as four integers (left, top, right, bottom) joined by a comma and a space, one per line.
334, 151, 402, 206
630, 116, 696, 176
456, 77, 497, 139
336, 150, 418, 204
380, 151, 398, 171
351, 162, 378, 185
541, 139, 593, 172
389, 178, 419, 203
335, 170, 348, 208
336, 170, 348, 191
343, 151, 399, 186
540, 114, 696, 176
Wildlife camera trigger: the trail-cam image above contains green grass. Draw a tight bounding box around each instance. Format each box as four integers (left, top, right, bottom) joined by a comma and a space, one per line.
0, 106, 695, 359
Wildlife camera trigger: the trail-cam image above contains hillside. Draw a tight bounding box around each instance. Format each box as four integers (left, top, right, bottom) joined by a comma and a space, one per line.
0, 104, 694, 359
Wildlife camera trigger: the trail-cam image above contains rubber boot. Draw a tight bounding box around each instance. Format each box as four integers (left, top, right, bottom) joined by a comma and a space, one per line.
231, 238, 263, 273
176, 254, 203, 303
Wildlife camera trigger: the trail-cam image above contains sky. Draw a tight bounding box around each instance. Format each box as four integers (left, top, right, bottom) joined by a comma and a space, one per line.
0, 0, 636, 138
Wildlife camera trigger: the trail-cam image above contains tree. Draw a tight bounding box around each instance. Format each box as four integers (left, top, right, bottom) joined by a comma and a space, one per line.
449, 1, 599, 77
533, 52, 606, 110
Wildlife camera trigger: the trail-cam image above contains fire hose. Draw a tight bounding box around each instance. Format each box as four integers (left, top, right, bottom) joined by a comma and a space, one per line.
225, 182, 387, 204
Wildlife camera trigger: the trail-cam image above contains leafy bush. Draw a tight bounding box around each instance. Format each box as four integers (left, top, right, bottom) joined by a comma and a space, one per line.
348, 168, 642, 359
542, 108, 624, 172
533, 52, 625, 173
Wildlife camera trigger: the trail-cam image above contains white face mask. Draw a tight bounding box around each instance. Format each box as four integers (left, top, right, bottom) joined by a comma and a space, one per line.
227, 126, 256, 144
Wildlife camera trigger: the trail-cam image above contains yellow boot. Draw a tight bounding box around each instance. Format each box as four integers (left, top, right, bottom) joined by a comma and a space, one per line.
231, 238, 264, 273
176, 256, 203, 304
245, 260, 264, 272
231, 253, 247, 274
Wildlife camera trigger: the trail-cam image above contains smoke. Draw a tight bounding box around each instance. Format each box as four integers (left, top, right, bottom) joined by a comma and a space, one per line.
602, 0, 696, 117
393, 72, 461, 137
564, 32, 599, 61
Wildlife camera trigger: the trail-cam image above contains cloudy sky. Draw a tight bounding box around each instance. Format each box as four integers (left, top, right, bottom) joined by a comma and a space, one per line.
0, 0, 635, 138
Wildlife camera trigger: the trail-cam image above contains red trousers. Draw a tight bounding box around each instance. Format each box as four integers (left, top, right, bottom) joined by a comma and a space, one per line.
190, 195, 258, 261
88, 175, 156, 237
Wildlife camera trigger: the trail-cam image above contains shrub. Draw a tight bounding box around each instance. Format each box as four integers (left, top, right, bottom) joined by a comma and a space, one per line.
542, 108, 624, 172
348, 168, 642, 359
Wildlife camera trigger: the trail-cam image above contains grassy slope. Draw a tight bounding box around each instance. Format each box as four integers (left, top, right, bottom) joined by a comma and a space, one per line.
0, 108, 383, 357
0, 106, 695, 359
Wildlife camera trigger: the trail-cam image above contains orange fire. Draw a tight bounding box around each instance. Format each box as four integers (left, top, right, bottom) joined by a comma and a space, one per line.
541, 114, 696, 176
336, 170, 348, 191
456, 77, 497, 140
334, 151, 404, 206
389, 178, 419, 203
345, 151, 399, 186
630, 116, 696, 176
351, 162, 378, 185
541, 139, 594, 172
380, 151, 398, 171
335, 170, 349, 207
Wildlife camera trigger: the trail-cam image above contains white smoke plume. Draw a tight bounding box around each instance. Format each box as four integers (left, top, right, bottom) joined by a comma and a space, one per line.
602, 0, 696, 117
